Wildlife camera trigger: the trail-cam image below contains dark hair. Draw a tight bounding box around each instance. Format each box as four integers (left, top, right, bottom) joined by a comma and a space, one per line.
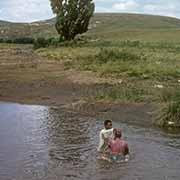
104, 119, 112, 126
114, 129, 122, 138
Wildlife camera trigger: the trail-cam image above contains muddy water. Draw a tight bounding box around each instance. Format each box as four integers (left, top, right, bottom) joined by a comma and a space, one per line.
0, 102, 180, 180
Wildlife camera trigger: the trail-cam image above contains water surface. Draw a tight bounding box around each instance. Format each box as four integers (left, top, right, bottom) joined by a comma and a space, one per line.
0, 102, 180, 180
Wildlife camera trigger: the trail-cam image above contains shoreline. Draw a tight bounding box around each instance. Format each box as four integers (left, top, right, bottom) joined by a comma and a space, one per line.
0, 44, 162, 129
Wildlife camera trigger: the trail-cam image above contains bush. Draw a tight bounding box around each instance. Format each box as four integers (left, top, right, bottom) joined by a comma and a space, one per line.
33, 37, 65, 49
0, 37, 34, 44
13, 37, 34, 44
0, 38, 4, 43
34, 37, 49, 49
6, 39, 13, 43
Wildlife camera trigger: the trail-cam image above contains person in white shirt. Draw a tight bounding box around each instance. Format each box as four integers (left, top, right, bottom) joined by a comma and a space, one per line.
97, 119, 114, 153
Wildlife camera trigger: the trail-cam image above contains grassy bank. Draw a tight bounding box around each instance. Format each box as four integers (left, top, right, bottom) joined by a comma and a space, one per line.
1, 13, 180, 127
36, 39, 180, 126
37, 40, 180, 100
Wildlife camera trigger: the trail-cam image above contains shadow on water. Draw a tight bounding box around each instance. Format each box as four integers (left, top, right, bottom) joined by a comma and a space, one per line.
0, 102, 180, 180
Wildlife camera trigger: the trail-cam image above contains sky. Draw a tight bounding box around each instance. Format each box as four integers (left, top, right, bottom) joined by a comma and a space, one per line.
0, 0, 180, 22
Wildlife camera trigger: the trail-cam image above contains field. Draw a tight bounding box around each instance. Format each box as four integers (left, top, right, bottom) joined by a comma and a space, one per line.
37, 39, 180, 102
1, 13, 180, 127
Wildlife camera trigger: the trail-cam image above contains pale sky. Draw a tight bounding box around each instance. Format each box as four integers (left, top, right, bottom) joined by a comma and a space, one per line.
0, 0, 180, 22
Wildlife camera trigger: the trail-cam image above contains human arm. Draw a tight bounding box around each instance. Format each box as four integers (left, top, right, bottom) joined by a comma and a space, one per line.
97, 130, 104, 152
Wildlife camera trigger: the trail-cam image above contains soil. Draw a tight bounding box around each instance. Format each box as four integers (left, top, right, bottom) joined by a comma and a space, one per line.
0, 44, 154, 127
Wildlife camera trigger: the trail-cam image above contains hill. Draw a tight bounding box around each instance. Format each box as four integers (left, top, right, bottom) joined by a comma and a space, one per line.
1, 13, 180, 41
0, 19, 57, 39
90, 13, 180, 30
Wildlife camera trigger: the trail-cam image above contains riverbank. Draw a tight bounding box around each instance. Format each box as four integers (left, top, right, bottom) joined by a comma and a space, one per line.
1, 42, 180, 128
0, 44, 157, 129
35, 39, 180, 128
0, 44, 122, 105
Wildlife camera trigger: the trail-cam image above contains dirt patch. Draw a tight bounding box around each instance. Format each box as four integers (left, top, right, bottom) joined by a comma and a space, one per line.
65, 70, 123, 85
0, 44, 122, 105
0, 44, 154, 127
61, 99, 155, 127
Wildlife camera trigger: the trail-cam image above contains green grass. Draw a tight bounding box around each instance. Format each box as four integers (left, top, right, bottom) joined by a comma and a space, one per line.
36, 40, 180, 112
0, 43, 30, 49
86, 13, 180, 42
22, 41, 180, 128
95, 85, 150, 103
37, 41, 180, 81
2, 13, 180, 128
155, 89, 180, 127
2, 13, 180, 41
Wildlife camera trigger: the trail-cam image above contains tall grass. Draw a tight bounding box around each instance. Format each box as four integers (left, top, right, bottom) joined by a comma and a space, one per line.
73, 47, 180, 80
77, 48, 142, 68
95, 86, 148, 102
155, 89, 180, 127
36, 40, 180, 107
37, 40, 180, 80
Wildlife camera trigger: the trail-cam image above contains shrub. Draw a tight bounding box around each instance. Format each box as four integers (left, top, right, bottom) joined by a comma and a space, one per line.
34, 37, 49, 49
6, 39, 13, 43
0, 37, 34, 44
13, 37, 34, 44
0, 38, 4, 43
33, 37, 66, 49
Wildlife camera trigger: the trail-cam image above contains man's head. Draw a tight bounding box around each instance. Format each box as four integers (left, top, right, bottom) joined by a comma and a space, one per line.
104, 119, 112, 130
113, 128, 122, 139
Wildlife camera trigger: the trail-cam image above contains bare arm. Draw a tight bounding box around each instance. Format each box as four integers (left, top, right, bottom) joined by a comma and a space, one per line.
97, 131, 104, 152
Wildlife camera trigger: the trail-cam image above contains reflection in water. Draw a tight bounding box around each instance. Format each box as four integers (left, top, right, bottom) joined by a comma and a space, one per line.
0, 102, 180, 180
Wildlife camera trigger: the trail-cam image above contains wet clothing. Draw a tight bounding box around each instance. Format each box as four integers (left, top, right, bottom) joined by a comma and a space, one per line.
97, 128, 114, 152
110, 154, 130, 162
110, 154, 126, 161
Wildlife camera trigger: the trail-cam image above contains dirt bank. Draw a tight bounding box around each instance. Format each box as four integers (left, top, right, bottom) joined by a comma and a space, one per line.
0, 44, 154, 127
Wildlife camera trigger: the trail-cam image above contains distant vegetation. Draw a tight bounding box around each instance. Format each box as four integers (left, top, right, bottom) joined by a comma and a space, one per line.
1, 13, 180, 128
0, 37, 34, 44
49, 0, 95, 40
1, 13, 180, 41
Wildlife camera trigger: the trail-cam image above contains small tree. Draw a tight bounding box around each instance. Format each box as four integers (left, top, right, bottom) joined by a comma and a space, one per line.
49, 0, 95, 40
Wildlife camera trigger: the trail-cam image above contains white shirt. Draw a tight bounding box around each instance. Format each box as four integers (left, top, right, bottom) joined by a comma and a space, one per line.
97, 128, 114, 152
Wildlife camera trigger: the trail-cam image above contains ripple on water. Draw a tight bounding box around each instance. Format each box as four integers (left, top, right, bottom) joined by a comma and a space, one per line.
0, 102, 180, 180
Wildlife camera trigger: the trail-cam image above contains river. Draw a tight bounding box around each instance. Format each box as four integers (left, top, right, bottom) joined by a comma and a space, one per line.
0, 101, 180, 180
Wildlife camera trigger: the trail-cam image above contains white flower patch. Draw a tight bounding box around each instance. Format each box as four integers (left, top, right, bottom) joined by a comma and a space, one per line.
168, 121, 175, 125
154, 84, 164, 88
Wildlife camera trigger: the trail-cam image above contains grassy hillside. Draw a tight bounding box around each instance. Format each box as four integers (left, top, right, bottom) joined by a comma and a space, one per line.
0, 20, 57, 39
1, 13, 180, 127
90, 13, 180, 30
1, 13, 180, 42
87, 13, 180, 42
